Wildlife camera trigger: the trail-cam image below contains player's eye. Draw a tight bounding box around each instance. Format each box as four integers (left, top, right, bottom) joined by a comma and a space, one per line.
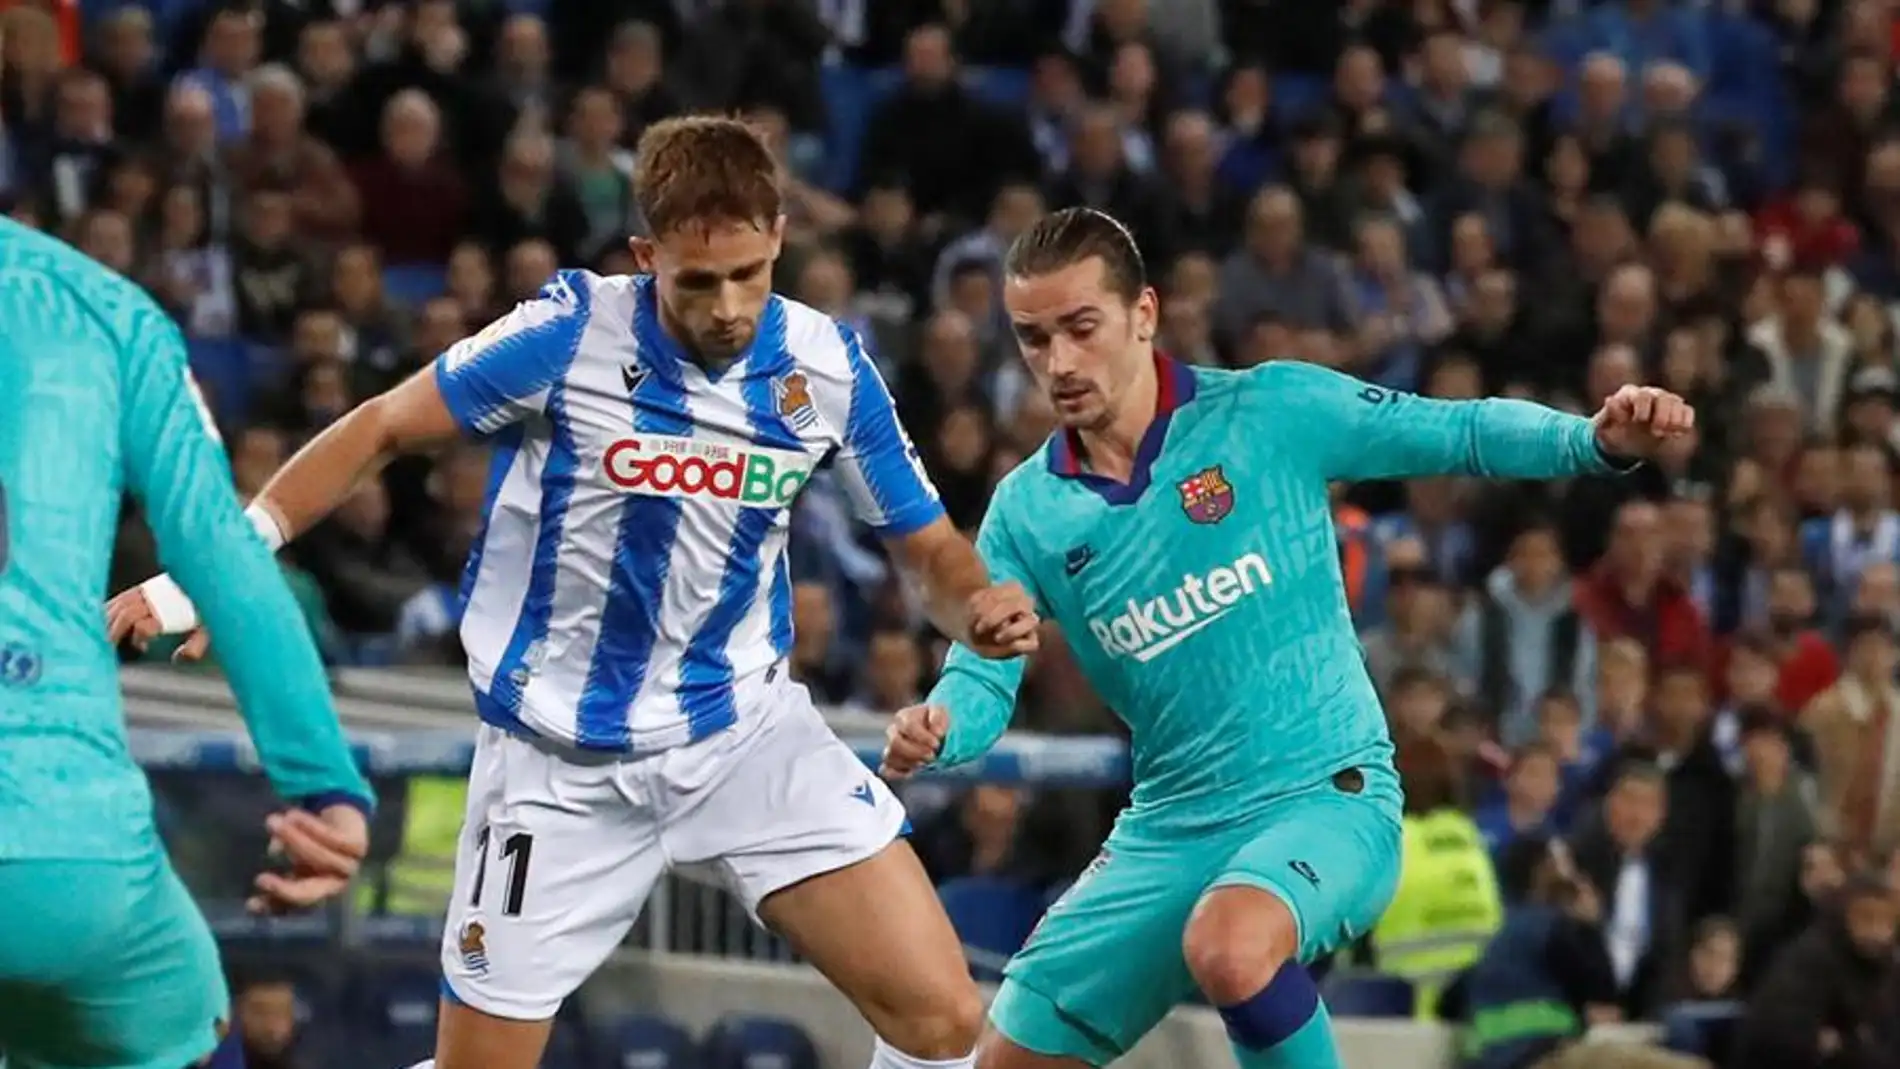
1069, 321, 1099, 340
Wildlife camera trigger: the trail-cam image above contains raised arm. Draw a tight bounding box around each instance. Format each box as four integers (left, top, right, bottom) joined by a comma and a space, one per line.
1253, 361, 1689, 483
117, 307, 372, 815
109, 272, 590, 644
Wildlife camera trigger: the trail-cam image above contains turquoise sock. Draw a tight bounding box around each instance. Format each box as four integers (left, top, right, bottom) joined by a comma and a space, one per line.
1223, 990, 1343, 1069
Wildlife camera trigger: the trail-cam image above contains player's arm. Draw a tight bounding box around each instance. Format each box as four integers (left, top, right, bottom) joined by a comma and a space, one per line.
830, 324, 1037, 657
881, 501, 1042, 777
1252, 361, 1690, 482
116, 308, 373, 817
111, 274, 588, 640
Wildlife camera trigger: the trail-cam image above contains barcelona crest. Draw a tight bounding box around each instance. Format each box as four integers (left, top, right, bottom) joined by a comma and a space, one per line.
1177, 466, 1234, 524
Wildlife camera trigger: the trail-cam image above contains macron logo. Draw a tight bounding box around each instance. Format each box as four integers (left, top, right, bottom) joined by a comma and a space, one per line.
1086, 552, 1273, 663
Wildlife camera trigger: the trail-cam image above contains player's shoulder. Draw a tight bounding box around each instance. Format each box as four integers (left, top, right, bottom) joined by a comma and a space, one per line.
1222, 359, 1366, 413
984, 441, 1063, 525
769, 293, 862, 389
0, 218, 177, 355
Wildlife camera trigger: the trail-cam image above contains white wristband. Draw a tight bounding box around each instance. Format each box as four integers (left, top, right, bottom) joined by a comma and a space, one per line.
139, 574, 201, 633
245, 502, 287, 551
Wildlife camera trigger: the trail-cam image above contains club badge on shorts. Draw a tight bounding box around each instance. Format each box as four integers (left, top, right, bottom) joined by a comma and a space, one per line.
458, 921, 490, 976
1177, 465, 1234, 525
774, 371, 819, 431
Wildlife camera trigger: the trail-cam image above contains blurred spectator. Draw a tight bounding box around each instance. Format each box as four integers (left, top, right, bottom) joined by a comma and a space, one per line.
1569, 763, 1681, 1019
225, 64, 357, 242
1455, 519, 1595, 745
471, 128, 588, 264
1362, 539, 1462, 694
1668, 915, 1742, 1004
1732, 712, 1821, 958
174, 5, 262, 146
230, 969, 304, 1069
1736, 872, 1898, 1069
1801, 614, 1900, 858
1576, 500, 1714, 672
1803, 443, 1900, 621
1477, 742, 1564, 863
1214, 186, 1352, 347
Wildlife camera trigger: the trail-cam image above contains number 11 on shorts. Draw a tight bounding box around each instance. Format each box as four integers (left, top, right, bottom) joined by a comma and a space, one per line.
471, 826, 534, 916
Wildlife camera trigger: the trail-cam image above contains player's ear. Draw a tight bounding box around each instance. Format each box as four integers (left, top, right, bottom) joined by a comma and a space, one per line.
628, 236, 658, 274
1133, 284, 1161, 345
768, 214, 788, 260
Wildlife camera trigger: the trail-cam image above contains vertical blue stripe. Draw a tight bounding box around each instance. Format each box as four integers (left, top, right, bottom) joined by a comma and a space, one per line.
767, 551, 794, 658
838, 322, 939, 533
457, 422, 526, 638
676, 300, 796, 735
572, 290, 693, 748
480, 281, 592, 732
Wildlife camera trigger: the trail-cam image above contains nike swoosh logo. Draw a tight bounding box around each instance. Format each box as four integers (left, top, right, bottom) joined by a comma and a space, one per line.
1064, 550, 1093, 576
1129, 609, 1233, 663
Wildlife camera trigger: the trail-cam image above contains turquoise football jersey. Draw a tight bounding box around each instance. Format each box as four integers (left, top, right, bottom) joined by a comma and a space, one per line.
0, 218, 371, 860
929, 357, 1620, 839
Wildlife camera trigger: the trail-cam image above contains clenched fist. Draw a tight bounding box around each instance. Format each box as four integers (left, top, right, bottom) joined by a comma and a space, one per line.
1592, 385, 1696, 460
880, 704, 950, 780
965, 581, 1039, 659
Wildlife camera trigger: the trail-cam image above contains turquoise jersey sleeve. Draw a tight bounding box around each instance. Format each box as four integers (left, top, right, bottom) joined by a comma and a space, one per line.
928, 484, 1043, 770
121, 310, 373, 814
1252, 361, 1624, 482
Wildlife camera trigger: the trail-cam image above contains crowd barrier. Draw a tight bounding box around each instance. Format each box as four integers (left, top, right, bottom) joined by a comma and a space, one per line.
123, 668, 1665, 1067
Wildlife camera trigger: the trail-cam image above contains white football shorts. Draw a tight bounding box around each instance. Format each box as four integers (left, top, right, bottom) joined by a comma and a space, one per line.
437, 675, 906, 1020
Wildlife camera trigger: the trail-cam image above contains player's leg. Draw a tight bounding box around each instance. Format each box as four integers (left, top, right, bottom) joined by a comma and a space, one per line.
0, 851, 234, 1069
431, 726, 666, 1069
1183, 766, 1403, 1069
972, 837, 1213, 1069
662, 689, 980, 1066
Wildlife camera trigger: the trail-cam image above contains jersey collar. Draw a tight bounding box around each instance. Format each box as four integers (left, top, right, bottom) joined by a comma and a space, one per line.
1045, 353, 1196, 505
632, 275, 786, 385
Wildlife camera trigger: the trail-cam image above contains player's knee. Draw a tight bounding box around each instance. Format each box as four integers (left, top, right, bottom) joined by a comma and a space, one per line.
871, 978, 985, 1058
1182, 886, 1299, 1005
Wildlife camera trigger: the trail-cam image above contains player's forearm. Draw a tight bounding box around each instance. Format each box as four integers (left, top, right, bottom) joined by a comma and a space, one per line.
1464, 401, 1628, 477
926, 644, 1024, 768
896, 519, 992, 645
255, 393, 411, 544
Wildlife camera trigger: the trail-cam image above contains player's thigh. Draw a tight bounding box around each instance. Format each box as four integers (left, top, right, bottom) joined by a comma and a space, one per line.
991, 843, 1211, 1065
437, 726, 666, 1035
1209, 766, 1403, 963
0, 853, 229, 1069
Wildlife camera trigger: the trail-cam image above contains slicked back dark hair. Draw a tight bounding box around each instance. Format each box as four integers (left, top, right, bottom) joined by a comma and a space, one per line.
1003, 207, 1146, 303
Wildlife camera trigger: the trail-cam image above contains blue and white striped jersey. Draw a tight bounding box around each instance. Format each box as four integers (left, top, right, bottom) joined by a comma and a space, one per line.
435, 270, 942, 752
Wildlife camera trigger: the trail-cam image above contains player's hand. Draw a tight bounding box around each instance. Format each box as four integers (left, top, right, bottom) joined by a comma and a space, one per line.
880, 704, 949, 780
965, 581, 1039, 658
105, 578, 212, 661
248, 805, 369, 914
1591, 384, 1695, 460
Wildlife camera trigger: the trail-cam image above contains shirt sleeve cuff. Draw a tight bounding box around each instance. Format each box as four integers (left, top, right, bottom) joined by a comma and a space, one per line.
301, 791, 376, 819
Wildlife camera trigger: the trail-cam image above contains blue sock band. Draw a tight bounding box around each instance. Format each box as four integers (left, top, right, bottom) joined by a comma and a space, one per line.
199, 1024, 246, 1069
1217, 963, 1321, 1051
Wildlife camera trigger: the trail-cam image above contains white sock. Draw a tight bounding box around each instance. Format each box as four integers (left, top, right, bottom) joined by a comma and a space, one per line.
868, 1038, 975, 1069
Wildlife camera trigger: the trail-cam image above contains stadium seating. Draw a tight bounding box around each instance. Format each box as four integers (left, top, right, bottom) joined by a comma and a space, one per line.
700, 1015, 820, 1069
609, 1013, 701, 1069
1320, 973, 1417, 1019
936, 875, 1045, 980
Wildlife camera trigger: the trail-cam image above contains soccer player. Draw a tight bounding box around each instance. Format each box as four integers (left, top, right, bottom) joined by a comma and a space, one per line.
0, 218, 373, 1067
879, 207, 1693, 1069
108, 116, 1033, 1069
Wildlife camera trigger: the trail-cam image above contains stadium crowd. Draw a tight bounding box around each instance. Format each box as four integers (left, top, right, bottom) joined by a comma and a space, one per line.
9, 0, 1900, 1065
